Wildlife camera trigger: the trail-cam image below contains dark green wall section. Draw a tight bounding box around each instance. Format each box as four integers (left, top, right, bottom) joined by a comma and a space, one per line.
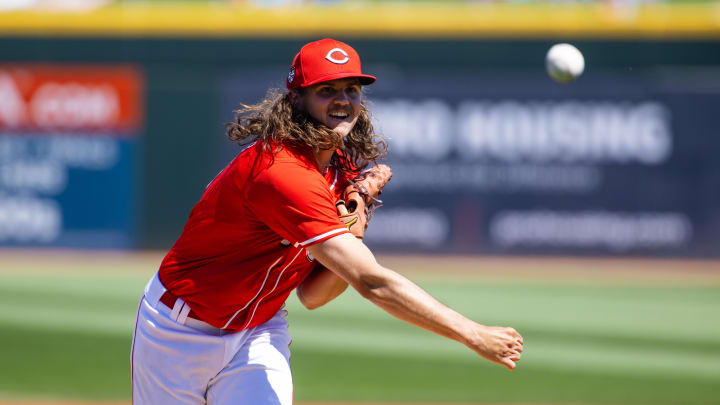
2, 37, 718, 248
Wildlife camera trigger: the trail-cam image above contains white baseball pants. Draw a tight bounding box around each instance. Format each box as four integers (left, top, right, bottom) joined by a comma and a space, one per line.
131, 273, 293, 405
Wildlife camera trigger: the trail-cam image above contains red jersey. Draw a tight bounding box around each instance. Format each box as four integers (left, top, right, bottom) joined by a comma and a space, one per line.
158, 141, 352, 332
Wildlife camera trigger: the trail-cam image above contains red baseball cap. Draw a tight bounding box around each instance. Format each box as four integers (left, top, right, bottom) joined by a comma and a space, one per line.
286, 38, 376, 90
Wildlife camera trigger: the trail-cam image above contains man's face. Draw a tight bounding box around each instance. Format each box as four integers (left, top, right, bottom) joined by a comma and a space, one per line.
297, 78, 362, 137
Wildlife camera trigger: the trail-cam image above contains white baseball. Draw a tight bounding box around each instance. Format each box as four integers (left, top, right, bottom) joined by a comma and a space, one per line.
545, 43, 584, 83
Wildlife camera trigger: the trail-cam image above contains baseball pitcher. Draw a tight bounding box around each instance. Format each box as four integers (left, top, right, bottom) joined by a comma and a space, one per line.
131, 38, 523, 405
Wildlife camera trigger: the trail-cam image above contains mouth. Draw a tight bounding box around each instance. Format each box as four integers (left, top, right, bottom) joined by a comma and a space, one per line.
328, 111, 350, 120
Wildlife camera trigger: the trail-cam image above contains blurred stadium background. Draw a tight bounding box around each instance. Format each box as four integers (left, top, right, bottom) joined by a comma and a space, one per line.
1, 0, 719, 404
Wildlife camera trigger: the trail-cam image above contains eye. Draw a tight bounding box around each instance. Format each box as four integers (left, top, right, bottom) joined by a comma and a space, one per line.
347, 86, 360, 95
318, 86, 334, 96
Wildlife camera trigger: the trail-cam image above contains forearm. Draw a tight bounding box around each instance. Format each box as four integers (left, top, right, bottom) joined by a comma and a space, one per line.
296, 264, 349, 310
309, 236, 473, 344
356, 268, 474, 344
307, 233, 523, 370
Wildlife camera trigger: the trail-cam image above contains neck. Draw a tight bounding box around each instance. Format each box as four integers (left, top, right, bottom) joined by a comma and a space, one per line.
313, 148, 335, 173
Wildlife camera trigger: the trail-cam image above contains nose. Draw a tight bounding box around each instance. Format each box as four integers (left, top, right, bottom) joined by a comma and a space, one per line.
333, 91, 350, 105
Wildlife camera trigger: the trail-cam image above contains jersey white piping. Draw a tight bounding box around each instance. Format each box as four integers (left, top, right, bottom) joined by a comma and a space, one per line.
222, 145, 340, 329
221, 254, 283, 329
329, 169, 338, 191
238, 140, 258, 154
240, 248, 304, 330
298, 227, 348, 246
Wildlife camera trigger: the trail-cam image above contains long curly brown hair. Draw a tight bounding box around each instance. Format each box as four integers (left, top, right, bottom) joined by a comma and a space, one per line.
226, 88, 386, 172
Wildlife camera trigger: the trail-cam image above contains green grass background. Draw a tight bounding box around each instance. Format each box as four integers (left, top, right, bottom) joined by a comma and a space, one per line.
0, 258, 719, 404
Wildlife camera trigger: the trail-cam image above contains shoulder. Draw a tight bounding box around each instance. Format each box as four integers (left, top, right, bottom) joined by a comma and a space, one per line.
255, 145, 319, 182
249, 143, 332, 199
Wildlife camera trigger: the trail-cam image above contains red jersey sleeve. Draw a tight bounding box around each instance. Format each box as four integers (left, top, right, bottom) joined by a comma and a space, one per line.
247, 159, 349, 247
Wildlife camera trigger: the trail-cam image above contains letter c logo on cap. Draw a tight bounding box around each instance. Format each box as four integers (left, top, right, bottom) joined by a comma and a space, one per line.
325, 48, 349, 64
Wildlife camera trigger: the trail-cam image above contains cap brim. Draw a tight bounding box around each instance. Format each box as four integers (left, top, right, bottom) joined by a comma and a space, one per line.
302, 72, 376, 87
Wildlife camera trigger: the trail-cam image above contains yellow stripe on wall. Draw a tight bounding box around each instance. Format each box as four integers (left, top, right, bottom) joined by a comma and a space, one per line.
0, 3, 719, 38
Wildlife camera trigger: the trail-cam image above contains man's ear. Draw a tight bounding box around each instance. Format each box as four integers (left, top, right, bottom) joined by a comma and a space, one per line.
289, 89, 302, 109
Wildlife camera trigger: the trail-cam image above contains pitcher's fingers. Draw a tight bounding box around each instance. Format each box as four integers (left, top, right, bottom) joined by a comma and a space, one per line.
336, 201, 348, 216
499, 357, 516, 370
506, 328, 520, 337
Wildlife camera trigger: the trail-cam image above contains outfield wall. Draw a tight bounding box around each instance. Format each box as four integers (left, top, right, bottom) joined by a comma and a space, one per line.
0, 4, 719, 257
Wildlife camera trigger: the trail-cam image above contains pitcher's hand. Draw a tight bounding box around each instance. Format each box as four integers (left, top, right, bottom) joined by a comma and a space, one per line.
467, 325, 524, 370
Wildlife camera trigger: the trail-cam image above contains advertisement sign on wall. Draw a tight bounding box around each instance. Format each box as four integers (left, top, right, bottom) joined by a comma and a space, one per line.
0, 65, 143, 248
220, 67, 720, 257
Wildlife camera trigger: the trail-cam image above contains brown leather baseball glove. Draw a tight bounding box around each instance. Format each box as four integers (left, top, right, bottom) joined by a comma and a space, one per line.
336, 164, 392, 239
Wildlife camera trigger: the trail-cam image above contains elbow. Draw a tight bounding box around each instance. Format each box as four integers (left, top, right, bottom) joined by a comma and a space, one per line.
297, 288, 323, 310
297, 284, 348, 310
299, 294, 325, 310
302, 301, 323, 310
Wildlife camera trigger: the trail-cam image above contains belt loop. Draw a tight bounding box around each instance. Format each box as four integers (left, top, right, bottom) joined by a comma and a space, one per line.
177, 302, 192, 325
170, 298, 185, 322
